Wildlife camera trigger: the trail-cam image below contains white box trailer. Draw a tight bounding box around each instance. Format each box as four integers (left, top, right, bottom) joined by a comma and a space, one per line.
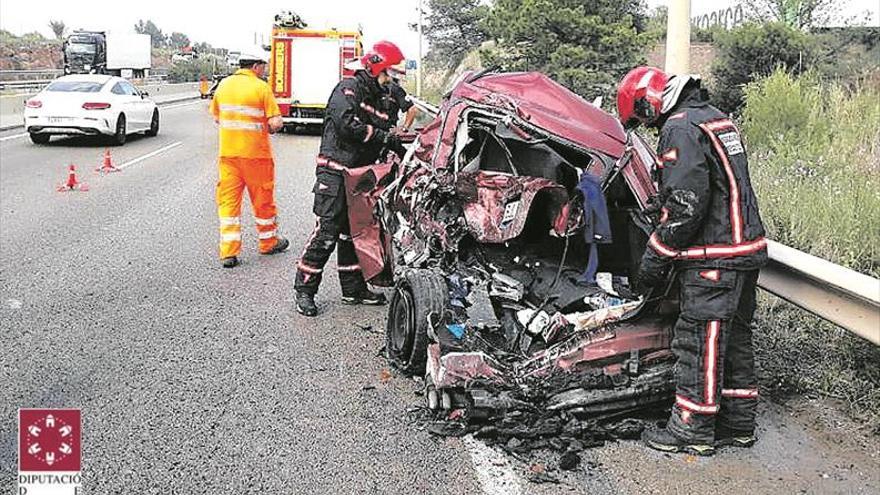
106, 32, 151, 77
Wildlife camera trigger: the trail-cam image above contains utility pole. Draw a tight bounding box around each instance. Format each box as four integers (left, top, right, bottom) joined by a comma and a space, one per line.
417, 0, 423, 98
665, 0, 691, 74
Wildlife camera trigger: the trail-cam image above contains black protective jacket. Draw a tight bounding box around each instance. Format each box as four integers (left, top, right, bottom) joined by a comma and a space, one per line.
640, 89, 767, 282
379, 81, 414, 127
318, 71, 392, 168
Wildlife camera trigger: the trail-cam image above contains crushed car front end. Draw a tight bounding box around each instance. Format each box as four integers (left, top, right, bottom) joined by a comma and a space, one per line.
347, 70, 679, 447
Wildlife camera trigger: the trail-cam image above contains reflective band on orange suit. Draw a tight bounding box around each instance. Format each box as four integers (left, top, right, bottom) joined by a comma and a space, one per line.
210, 69, 282, 258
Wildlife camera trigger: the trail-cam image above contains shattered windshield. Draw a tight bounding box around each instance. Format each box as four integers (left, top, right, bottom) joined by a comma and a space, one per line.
66, 43, 96, 55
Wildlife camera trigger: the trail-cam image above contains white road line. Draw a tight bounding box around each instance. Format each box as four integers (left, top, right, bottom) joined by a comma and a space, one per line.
463, 435, 523, 495
117, 141, 183, 170
0, 132, 28, 142
161, 100, 203, 110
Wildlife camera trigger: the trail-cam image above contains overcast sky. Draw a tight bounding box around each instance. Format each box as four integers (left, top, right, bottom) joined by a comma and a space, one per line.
1, 0, 877, 58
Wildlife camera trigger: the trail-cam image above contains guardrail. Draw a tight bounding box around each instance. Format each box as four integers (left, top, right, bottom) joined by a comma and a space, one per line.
758, 240, 879, 345
0, 79, 56, 92
1, 75, 169, 93
0, 69, 64, 81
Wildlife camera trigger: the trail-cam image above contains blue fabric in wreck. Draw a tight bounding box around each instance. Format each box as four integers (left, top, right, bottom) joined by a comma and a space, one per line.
577, 172, 612, 284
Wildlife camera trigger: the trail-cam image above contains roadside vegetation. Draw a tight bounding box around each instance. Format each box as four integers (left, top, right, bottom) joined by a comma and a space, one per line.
741, 69, 880, 432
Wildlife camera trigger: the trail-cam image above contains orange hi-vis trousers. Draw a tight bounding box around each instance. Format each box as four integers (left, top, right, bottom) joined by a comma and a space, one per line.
217, 157, 280, 258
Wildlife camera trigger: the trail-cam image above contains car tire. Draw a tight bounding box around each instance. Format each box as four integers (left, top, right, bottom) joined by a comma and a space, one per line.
111, 114, 126, 146
145, 109, 159, 137
29, 133, 50, 145
386, 268, 447, 375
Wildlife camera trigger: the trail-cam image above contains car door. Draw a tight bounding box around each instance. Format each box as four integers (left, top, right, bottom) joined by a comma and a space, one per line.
343, 162, 397, 287
109, 81, 138, 130
120, 80, 148, 129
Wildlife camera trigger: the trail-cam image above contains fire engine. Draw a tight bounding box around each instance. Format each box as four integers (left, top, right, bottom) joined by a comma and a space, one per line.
269, 16, 363, 129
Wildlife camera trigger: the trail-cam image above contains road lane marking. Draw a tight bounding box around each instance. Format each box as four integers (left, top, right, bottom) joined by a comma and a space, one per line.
117, 141, 183, 170
0, 132, 28, 142
162, 100, 204, 110
463, 435, 523, 495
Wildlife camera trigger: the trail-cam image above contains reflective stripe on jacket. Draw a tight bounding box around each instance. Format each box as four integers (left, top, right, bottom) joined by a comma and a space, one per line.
210, 69, 281, 159
643, 90, 767, 271
318, 70, 389, 168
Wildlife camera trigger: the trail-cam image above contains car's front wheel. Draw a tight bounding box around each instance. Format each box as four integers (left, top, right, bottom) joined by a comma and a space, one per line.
386, 269, 447, 375
145, 109, 159, 137
29, 133, 50, 145
111, 114, 126, 146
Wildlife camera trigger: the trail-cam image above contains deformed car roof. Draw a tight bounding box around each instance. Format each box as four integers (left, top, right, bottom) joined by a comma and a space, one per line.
452, 71, 628, 158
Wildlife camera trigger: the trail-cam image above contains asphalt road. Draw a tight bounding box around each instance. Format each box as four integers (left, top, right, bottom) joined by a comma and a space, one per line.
1, 102, 877, 494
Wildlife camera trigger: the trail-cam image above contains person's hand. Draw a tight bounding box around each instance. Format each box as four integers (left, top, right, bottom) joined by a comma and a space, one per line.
385, 133, 407, 158
267, 115, 284, 134
633, 256, 669, 296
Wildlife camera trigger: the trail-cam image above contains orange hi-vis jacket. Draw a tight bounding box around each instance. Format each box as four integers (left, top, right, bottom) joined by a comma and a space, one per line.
209, 69, 281, 159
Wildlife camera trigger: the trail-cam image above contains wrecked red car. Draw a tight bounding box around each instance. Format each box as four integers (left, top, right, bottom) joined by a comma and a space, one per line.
344, 70, 678, 450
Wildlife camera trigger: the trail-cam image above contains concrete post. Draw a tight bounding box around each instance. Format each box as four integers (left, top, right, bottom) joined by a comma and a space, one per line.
665, 0, 691, 74
417, 0, 423, 98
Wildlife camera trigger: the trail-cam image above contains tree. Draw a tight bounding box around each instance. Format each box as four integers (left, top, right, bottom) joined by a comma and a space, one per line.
481, 0, 651, 100
134, 19, 166, 48
645, 5, 667, 41
48, 20, 66, 40
736, 0, 842, 30
710, 22, 811, 112
423, 0, 490, 68
168, 32, 190, 50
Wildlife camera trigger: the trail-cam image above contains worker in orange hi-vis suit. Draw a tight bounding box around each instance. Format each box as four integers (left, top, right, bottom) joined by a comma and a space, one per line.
209, 47, 289, 268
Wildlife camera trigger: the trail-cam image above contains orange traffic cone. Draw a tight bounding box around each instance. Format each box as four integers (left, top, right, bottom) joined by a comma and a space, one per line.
96, 149, 120, 173
57, 164, 89, 192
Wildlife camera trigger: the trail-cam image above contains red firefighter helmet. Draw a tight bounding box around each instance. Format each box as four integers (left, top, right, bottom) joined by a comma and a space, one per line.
616, 66, 669, 128
361, 41, 405, 78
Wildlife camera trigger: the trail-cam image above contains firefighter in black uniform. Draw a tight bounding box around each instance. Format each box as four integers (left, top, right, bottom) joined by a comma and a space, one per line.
616, 67, 768, 456
294, 41, 407, 317
380, 66, 418, 131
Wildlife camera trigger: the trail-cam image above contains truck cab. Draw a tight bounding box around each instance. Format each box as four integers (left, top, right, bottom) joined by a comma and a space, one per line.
63, 31, 106, 75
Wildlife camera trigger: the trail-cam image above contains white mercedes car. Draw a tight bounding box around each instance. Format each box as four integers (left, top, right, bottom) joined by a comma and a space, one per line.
24, 74, 159, 145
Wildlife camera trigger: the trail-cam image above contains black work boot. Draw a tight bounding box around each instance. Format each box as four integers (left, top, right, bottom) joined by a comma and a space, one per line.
642, 427, 715, 456
295, 291, 318, 317
715, 425, 757, 448
261, 236, 290, 255
341, 289, 387, 306
221, 256, 239, 268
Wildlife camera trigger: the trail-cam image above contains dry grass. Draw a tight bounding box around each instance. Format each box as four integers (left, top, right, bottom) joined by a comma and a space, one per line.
742, 70, 880, 432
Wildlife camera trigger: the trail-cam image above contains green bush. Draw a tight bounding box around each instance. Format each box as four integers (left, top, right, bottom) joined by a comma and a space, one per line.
168, 57, 219, 83
742, 69, 880, 276
710, 22, 811, 113
743, 70, 880, 431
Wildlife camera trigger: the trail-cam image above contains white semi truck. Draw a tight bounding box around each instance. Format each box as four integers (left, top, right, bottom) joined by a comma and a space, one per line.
63, 31, 152, 78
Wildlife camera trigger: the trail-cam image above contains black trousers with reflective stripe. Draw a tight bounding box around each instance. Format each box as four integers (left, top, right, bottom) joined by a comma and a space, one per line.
667, 268, 760, 442
294, 171, 367, 296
